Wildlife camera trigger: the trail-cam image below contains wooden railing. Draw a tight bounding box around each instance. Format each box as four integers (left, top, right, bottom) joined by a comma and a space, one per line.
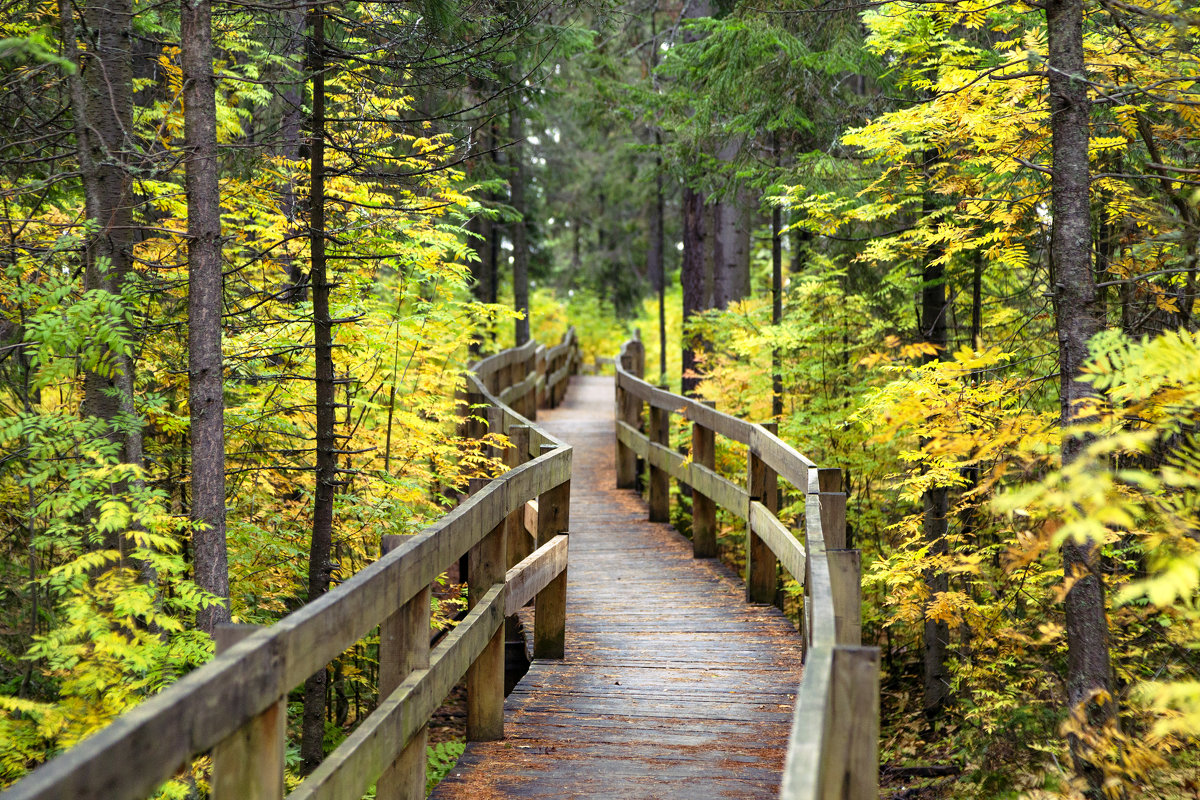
615, 335, 881, 800
469, 327, 579, 421
4, 331, 581, 800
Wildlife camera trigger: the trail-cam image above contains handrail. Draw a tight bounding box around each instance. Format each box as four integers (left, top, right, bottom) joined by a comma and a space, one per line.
4, 331, 582, 800
614, 334, 880, 800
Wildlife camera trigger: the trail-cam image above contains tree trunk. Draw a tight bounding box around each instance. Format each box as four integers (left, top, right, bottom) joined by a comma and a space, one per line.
1046, 2, 1116, 795
61, 0, 142, 475
509, 93, 529, 346
467, 79, 495, 343
681, 186, 709, 396
711, 139, 751, 310
58, 0, 144, 568
280, 4, 309, 303
920, 150, 950, 719
771, 133, 783, 420
649, 144, 666, 379
649, 11, 667, 379
488, 115, 501, 310
678, 0, 713, 396
181, 0, 230, 634
301, 1, 335, 772
711, 196, 750, 308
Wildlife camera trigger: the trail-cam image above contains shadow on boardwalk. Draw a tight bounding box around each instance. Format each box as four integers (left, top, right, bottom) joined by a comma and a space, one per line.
431, 375, 803, 800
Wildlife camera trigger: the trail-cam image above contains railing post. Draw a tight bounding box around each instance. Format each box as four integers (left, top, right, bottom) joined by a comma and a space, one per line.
534, 344, 547, 409
822, 646, 881, 800
691, 400, 717, 558
829, 549, 863, 646
631, 328, 645, 377
211, 625, 285, 800
817, 468, 847, 548
535, 443, 569, 659
648, 390, 670, 523
747, 423, 779, 604
616, 345, 642, 490
521, 349, 535, 420
466, 477, 506, 741
377, 536, 431, 800
486, 406, 504, 462
506, 425, 533, 568
616, 382, 636, 489
816, 467, 860, 645
626, 336, 647, 493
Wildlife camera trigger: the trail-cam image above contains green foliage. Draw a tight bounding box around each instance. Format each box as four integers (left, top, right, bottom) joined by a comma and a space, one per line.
426, 739, 465, 794
0, 275, 219, 790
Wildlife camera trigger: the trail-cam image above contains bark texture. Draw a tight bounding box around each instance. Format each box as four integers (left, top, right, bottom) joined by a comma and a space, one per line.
302, 2, 335, 772
920, 151, 950, 718
649, 143, 666, 378
63, 0, 143, 475
510, 94, 529, 346
681, 186, 709, 396
181, 0, 230, 635
712, 138, 751, 310
1046, 2, 1116, 795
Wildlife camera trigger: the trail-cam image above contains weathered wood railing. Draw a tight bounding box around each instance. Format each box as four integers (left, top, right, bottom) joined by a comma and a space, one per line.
4, 331, 581, 800
469, 327, 579, 421
615, 335, 881, 800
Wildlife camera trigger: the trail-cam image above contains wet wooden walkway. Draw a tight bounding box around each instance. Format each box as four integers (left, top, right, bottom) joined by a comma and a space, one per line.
431, 375, 803, 800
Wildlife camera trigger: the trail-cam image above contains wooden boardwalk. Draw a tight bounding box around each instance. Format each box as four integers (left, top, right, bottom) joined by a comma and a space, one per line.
432, 375, 804, 800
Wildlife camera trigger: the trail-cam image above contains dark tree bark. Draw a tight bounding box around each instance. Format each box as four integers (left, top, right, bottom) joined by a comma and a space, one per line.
301, 1, 335, 773
280, 5, 309, 304
920, 150, 951, 719
510, 92, 529, 346
678, 0, 713, 397
681, 186, 709, 396
649, 139, 666, 379
60, 0, 143, 478
181, 0, 230, 636
466, 80, 495, 346
648, 8, 667, 378
771, 133, 783, 420
1046, 1, 1116, 795
488, 114, 501, 309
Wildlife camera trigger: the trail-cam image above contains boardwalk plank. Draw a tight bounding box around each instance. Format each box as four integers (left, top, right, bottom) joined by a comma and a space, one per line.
431, 376, 802, 800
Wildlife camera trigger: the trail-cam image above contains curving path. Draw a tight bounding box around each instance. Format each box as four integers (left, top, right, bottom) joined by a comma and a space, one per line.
430, 375, 803, 800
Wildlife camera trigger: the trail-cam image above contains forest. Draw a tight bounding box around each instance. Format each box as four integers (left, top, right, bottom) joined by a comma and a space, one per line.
1, 0, 1199, 797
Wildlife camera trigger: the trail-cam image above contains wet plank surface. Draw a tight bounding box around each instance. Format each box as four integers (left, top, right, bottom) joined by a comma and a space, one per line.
431, 375, 802, 800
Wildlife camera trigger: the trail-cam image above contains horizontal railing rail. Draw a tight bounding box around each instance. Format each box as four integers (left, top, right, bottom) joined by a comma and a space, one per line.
615, 333, 880, 800
4, 331, 581, 800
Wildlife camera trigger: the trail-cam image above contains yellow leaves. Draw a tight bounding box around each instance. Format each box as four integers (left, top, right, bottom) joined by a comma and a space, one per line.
1155, 292, 1181, 314
925, 590, 974, 626
1036, 620, 1065, 644
899, 341, 941, 360
1133, 681, 1200, 741
857, 350, 890, 369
